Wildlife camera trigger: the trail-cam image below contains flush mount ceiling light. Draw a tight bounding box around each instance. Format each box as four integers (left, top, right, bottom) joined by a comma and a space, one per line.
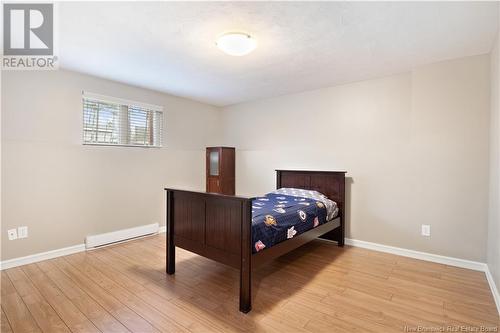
216, 32, 257, 56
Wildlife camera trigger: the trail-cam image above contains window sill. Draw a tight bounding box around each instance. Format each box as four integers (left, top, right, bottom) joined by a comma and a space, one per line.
82, 143, 162, 148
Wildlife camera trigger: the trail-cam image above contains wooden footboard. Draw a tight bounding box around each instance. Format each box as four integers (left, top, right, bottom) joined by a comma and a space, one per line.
165, 188, 254, 312
165, 169, 346, 313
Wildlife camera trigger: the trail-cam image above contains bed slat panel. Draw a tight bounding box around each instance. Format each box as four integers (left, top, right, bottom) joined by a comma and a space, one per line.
173, 192, 206, 243
206, 198, 242, 256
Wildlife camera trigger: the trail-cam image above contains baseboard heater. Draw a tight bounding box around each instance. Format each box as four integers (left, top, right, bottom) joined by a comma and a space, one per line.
85, 223, 160, 249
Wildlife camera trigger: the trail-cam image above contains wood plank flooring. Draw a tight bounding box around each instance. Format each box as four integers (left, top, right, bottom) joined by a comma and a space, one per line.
1, 235, 498, 332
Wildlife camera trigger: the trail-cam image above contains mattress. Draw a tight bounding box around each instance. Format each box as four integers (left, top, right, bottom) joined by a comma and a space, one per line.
251, 188, 338, 253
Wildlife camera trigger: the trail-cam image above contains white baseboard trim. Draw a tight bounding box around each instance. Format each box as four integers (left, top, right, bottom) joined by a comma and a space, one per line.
85, 223, 159, 249
0, 244, 85, 270
159, 225, 166, 233
485, 265, 500, 315
345, 238, 487, 271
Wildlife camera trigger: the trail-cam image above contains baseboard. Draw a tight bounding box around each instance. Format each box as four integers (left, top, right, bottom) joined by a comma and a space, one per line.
159, 225, 166, 233
345, 238, 487, 271
85, 223, 159, 248
485, 265, 500, 315
0, 244, 85, 270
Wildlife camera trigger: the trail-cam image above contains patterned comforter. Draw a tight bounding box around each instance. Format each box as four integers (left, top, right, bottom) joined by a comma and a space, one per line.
251, 188, 338, 253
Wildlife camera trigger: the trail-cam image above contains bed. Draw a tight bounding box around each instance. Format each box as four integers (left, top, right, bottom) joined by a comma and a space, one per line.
164, 170, 346, 313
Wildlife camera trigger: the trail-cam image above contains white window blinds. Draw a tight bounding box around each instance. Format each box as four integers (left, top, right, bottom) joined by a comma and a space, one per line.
82, 92, 163, 147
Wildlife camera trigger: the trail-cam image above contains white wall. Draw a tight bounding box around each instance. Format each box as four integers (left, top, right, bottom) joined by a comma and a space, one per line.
1, 70, 221, 260
221, 55, 490, 262
488, 15, 500, 293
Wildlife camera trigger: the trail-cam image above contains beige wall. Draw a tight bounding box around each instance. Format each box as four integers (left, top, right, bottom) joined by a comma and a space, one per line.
221, 55, 490, 262
1, 70, 221, 260
1, 55, 493, 264
488, 17, 500, 292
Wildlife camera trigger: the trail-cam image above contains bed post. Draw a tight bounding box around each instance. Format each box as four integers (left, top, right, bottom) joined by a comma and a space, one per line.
166, 189, 175, 275
239, 199, 252, 313
337, 212, 345, 247
337, 175, 346, 247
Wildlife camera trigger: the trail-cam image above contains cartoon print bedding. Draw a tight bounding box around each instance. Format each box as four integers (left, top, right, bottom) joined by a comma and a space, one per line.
251, 188, 338, 253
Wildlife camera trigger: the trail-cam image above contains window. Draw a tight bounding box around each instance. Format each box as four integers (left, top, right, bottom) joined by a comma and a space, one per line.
82, 92, 163, 147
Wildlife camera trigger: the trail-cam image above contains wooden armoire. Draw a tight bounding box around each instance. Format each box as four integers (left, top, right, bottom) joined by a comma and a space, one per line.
206, 147, 235, 195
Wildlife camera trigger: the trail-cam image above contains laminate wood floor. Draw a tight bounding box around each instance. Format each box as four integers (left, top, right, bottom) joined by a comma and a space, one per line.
1, 235, 498, 332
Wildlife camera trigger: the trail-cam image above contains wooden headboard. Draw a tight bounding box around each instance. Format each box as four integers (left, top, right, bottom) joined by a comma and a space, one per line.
276, 169, 346, 216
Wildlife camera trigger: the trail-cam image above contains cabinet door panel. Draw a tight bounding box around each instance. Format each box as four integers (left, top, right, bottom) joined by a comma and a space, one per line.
207, 177, 220, 193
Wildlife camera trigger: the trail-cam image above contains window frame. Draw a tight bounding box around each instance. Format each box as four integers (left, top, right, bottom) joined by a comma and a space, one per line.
82, 92, 164, 148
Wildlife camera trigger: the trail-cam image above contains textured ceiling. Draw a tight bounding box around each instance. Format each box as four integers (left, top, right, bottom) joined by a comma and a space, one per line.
59, 2, 498, 106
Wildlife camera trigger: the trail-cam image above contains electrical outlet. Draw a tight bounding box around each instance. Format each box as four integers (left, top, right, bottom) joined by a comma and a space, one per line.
421, 224, 431, 237
7, 229, 18, 240
18, 226, 28, 239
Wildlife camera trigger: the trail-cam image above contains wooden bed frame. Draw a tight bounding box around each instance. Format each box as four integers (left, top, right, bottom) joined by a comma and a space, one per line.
165, 170, 346, 313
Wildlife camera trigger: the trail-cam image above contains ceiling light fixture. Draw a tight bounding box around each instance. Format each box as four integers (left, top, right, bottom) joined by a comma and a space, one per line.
216, 32, 257, 56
